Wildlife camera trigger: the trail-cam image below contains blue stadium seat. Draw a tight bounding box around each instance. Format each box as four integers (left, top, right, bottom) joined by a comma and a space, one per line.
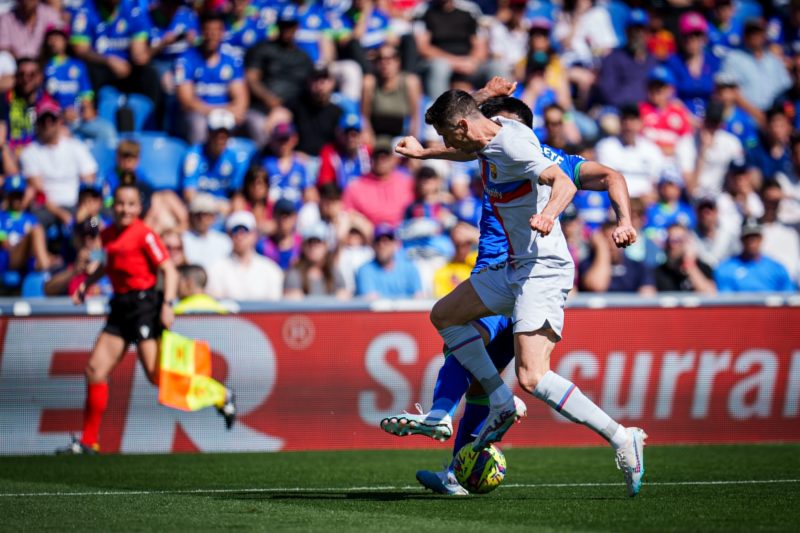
227, 137, 257, 166
21, 271, 47, 297
98, 87, 154, 132
127, 133, 188, 191
2, 270, 21, 290
86, 139, 117, 176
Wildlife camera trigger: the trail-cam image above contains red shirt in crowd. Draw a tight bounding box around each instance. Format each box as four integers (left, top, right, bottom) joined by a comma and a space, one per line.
101, 218, 168, 294
342, 170, 414, 228
640, 100, 694, 154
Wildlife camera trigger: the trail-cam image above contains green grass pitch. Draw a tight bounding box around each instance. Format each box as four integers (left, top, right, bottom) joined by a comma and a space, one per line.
1, 444, 799, 532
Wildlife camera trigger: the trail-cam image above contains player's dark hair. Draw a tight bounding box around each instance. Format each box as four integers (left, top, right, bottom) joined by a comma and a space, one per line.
178, 264, 208, 289
114, 171, 143, 204
543, 103, 565, 116
200, 11, 226, 26
318, 182, 342, 200
765, 105, 788, 122
424, 90, 482, 129
479, 97, 534, 129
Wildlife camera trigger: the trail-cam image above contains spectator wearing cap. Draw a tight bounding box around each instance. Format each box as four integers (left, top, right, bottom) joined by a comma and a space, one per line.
342, 142, 414, 228
746, 106, 794, 184
690, 196, 740, 268
0, 174, 50, 273
70, 0, 160, 109
432, 222, 477, 298
655, 223, 716, 294
760, 181, 800, 284
20, 99, 98, 226
181, 109, 248, 212
717, 160, 764, 238
0, 0, 62, 59
720, 18, 791, 111
206, 210, 284, 300
414, 0, 500, 99
640, 66, 694, 156
712, 72, 760, 150
715, 218, 795, 292
579, 219, 657, 295
644, 168, 696, 244
663, 12, 721, 118
173, 264, 228, 314
552, 0, 618, 67
361, 44, 421, 147
182, 193, 232, 270
676, 100, 744, 198
43, 215, 112, 297
175, 13, 249, 145
262, 121, 315, 211
596, 8, 657, 109
355, 224, 422, 299
244, 5, 313, 149
596, 103, 666, 201
284, 221, 348, 299
317, 112, 372, 191
289, 66, 343, 157
3, 57, 48, 151
259, 198, 302, 271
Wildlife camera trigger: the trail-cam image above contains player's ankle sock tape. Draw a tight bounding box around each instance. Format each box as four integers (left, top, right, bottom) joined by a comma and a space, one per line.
438, 325, 504, 396
533, 371, 619, 442
432, 354, 472, 418
453, 402, 491, 455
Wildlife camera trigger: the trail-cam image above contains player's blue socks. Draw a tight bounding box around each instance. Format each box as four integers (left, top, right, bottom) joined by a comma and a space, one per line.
438, 325, 510, 406
431, 351, 472, 417
452, 396, 490, 456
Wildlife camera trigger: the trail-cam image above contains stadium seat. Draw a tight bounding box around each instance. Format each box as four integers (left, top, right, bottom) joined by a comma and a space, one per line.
21, 271, 48, 297
98, 87, 155, 132
227, 137, 257, 166
2, 270, 21, 290
86, 139, 117, 176
126, 133, 188, 191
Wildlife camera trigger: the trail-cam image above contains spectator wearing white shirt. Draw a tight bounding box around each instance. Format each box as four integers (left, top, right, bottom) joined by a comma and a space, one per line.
182, 193, 232, 269
20, 99, 97, 226
717, 160, 764, 238
487, 0, 530, 80
596, 103, 665, 202
690, 196, 740, 268
760, 181, 800, 285
206, 210, 284, 301
677, 101, 744, 198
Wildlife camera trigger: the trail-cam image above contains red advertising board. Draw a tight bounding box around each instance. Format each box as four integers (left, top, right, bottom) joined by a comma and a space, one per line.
0, 307, 798, 454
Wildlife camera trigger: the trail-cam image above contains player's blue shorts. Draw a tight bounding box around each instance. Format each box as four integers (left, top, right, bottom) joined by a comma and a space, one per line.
475, 315, 515, 371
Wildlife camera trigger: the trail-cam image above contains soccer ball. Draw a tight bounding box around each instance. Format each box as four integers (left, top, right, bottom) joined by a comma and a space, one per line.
453, 443, 507, 494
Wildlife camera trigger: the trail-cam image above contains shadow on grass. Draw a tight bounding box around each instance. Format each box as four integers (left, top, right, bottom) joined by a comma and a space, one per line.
215, 491, 624, 503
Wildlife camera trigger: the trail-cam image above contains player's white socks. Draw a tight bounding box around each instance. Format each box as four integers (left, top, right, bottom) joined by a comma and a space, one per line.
439, 325, 512, 407
533, 370, 627, 449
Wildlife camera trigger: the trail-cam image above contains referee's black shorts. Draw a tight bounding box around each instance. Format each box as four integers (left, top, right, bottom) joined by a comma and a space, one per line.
103, 288, 165, 345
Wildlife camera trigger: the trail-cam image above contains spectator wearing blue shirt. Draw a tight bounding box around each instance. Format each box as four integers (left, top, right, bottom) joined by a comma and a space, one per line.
258, 198, 303, 271
664, 12, 720, 118
355, 224, 422, 299
174, 13, 248, 144
0, 176, 51, 273
644, 168, 696, 246
262, 122, 315, 211
715, 218, 795, 292
712, 72, 760, 150
335, 0, 392, 74
70, 0, 160, 109
181, 109, 249, 212
147, 0, 200, 77
747, 106, 794, 182
223, 0, 268, 60
708, 0, 743, 57
580, 220, 657, 295
316, 113, 372, 191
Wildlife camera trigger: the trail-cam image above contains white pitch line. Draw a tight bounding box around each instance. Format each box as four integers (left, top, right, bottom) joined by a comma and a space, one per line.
0, 479, 798, 498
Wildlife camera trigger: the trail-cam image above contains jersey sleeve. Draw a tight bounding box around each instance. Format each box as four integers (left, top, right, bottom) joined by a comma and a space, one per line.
564, 153, 586, 188
77, 62, 94, 100
70, 9, 94, 46
231, 56, 245, 81
495, 134, 556, 183
142, 226, 168, 266
173, 52, 194, 85
129, 7, 152, 41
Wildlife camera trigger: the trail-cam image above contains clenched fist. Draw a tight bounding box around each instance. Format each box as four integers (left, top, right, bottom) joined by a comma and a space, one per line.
530, 213, 555, 236
395, 136, 425, 159
611, 224, 637, 248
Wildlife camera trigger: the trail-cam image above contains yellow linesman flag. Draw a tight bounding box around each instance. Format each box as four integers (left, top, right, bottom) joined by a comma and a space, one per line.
159, 331, 227, 411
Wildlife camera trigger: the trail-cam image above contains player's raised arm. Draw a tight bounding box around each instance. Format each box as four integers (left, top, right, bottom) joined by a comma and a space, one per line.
473, 77, 517, 105
576, 161, 637, 248
395, 136, 477, 162
531, 165, 577, 236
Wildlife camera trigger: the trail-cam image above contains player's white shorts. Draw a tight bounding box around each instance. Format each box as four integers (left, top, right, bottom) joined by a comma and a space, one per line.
470, 261, 573, 339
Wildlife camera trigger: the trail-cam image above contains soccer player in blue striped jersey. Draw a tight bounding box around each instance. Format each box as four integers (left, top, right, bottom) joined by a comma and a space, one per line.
383, 95, 646, 497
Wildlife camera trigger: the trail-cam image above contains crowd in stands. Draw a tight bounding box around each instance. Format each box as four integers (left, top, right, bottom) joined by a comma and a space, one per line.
1, 0, 799, 301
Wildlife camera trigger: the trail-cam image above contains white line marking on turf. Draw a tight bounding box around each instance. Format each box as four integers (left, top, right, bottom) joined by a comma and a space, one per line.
1, 479, 798, 498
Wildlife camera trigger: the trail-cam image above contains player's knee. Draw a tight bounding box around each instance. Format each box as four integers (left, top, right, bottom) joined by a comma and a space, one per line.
85, 362, 106, 383
516, 366, 546, 395
430, 301, 450, 329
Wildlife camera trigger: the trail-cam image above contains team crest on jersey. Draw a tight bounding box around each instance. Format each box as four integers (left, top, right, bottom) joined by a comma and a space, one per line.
244, 30, 255, 44
69, 66, 79, 79
220, 161, 232, 176
489, 163, 498, 181
307, 15, 320, 28
74, 13, 87, 33
46, 78, 59, 95
184, 153, 199, 175
221, 65, 233, 80
117, 19, 128, 34
732, 122, 743, 135
96, 36, 109, 53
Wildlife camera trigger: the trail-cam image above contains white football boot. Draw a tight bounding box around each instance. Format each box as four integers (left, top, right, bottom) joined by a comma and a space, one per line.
416, 467, 469, 496
380, 404, 453, 442
615, 427, 648, 497
472, 395, 527, 450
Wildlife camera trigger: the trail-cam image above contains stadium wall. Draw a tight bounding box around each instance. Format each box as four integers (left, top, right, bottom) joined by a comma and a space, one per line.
0, 297, 798, 454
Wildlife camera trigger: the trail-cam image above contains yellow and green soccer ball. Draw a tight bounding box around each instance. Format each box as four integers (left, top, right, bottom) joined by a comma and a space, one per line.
453, 443, 507, 494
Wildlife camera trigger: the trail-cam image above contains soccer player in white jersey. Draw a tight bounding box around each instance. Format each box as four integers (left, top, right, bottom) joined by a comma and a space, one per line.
393, 90, 647, 496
